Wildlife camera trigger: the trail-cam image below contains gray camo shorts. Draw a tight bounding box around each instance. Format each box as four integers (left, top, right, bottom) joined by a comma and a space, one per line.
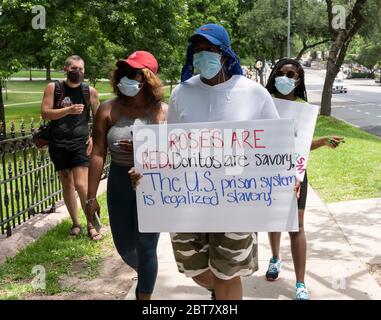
171, 232, 258, 280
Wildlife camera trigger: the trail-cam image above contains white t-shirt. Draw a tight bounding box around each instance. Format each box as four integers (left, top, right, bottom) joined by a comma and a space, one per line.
167, 74, 279, 124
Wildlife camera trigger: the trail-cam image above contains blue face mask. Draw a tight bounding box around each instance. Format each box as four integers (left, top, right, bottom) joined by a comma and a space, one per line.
193, 51, 222, 80
117, 77, 142, 97
275, 76, 296, 95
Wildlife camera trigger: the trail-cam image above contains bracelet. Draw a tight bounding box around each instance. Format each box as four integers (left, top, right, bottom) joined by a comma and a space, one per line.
85, 198, 96, 205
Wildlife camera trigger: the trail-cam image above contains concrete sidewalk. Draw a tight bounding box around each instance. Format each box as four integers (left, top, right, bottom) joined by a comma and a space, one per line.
126, 187, 381, 300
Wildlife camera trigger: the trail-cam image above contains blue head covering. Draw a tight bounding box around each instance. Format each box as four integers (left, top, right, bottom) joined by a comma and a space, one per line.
180, 23, 243, 82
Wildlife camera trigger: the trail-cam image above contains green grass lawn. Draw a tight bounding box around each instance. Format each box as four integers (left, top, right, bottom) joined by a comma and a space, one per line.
6, 80, 113, 93
11, 70, 65, 79
4, 92, 43, 105
0, 192, 113, 299
308, 116, 381, 203
7, 80, 52, 92
4, 103, 42, 127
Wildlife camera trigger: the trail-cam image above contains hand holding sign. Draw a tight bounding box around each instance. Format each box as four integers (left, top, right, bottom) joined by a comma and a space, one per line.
128, 167, 143, 191
116, 139, 134, 152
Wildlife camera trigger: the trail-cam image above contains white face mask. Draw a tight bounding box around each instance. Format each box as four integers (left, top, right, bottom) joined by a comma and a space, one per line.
275, 76, 296, 95
117, 77, 143, 97
193, 51, 222, 79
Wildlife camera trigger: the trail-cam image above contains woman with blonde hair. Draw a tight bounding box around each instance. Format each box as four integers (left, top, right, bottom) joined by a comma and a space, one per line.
85, 51, 166, 300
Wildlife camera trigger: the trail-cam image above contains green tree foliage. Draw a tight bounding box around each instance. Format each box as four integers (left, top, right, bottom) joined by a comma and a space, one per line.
85, 0, 190, 87
237, 0, 330, 63
348, 0, 381, 72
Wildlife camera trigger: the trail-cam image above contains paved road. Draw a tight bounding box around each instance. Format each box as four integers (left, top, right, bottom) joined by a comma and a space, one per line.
305, 69, 381, 137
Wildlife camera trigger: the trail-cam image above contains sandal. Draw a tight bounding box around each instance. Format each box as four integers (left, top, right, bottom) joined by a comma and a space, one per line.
69, 225, 82, 237
88, 227, 103, 241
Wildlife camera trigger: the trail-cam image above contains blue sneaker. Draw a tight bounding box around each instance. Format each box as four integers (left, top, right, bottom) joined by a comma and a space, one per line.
265, 257, 281, 281
207, 289, 216, 300
295, 282, 310, 300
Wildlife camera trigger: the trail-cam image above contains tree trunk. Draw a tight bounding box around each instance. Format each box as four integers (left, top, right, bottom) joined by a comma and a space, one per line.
321, 0, 367, 116
170, 80, 173, 94
320, 34, 344, 115
280, 40, 285, 59
296, 46, 307, 61
321, 66, 337, 116
0, 80, 6, 140
46, 63, 51, 81
271, 49, 275, 65
29, 67, 32, 81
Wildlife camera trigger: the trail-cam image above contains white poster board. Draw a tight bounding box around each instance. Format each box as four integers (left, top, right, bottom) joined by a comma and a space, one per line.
133, 119, 298, 232
273, 98, 319, 181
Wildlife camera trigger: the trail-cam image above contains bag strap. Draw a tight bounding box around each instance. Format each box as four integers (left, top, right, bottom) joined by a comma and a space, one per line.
80, 82, 91, 119
53, 80, 65, 109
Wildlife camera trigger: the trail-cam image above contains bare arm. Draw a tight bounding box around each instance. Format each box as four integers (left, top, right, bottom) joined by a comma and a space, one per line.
311, 138, 327, 150
85, 87, 101, 154
87, 102, 110, 200
89, 87, 100, 118
311, 136, 344, 150
149, 102, 168, 124
41, 83, 85, 120
160, 102, 168, 122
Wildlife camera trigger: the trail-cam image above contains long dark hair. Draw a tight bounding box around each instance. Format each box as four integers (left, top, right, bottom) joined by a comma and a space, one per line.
266, 58, 308, 102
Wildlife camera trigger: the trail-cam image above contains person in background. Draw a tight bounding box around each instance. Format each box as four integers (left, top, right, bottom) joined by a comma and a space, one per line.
41, 55, 100, 240
265, 58, 344, 300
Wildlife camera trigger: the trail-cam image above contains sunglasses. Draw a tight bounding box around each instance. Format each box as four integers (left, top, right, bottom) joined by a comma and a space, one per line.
122, 68, 143, 80
275, 70, 298, 79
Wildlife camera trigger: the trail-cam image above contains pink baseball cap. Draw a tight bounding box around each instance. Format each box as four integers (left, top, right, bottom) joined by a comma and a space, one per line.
117, 51, 158, 74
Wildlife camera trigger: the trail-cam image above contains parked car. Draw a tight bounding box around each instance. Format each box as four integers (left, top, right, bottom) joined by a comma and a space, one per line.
332, 79, 347, 93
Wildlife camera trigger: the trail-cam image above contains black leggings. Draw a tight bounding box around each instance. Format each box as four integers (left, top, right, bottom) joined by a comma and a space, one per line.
107, 163, 160, 294
298, 172, 308, 210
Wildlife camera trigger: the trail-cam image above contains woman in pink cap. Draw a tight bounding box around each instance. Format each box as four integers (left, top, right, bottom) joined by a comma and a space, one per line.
85, 51, 167, 300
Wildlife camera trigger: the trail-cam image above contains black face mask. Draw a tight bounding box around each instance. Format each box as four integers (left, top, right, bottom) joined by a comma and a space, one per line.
67, 70, 84, 84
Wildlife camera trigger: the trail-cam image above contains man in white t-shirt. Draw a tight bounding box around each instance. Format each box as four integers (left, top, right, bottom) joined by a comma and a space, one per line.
167, 23, 279, 300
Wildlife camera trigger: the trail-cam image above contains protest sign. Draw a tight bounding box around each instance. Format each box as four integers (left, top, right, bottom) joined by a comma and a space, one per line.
133, 119, 298, 232
273, 98, 319, 181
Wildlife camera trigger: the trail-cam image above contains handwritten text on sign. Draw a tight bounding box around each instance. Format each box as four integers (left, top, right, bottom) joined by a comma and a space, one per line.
274, 98, 319, 181
133, 119, 298, 232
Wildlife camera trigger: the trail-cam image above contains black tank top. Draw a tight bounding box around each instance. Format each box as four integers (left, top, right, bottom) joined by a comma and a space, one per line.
50, 81, 90, 149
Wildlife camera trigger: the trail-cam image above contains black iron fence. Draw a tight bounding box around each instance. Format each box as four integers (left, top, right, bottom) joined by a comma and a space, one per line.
0, 120, 111, 237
